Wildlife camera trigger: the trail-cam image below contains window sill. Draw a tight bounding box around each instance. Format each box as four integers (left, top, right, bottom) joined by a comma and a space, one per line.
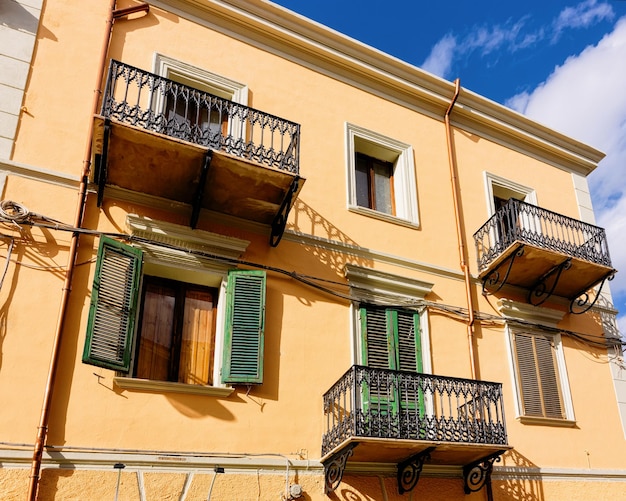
113, 377, 234, 397
518, 415, 576, 427
348, 206, 419, 229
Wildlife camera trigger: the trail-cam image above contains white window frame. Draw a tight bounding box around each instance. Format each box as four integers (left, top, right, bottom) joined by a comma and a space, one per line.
153, 53, 248, 104
346, 123, 419, 228
152, 54, 249, 139
484, 172, 537, 216
499, 299, 575, 424
113, 215, 250, 396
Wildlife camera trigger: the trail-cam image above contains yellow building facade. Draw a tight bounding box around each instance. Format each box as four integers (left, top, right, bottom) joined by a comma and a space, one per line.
1, 1, 625, 500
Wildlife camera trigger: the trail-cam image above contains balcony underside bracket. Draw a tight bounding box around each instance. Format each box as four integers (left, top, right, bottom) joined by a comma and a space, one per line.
569, 271, 615, 314
270, 176, 301, 247
482, 244, 525, 295
95, 118, 112, 208
463, 449, 506, 497
528, 258, 572, 307
190, 150, 213, 229
322, 442, 357, 494
397, 446, 435, 495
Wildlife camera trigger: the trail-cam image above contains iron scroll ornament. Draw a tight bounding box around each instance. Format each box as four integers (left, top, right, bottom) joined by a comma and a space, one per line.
463, 451, 505, 494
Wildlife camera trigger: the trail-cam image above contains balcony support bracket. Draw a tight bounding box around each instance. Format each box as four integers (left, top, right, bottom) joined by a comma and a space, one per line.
528, 258, 572, 307
322, 442, 357, 494
569, 271, 615, 314
190, 150, 213, 229
482, 244, 525, 295
463, 449, 506, 496
397, 446, 435, 495
96, 118, 112, 208
270, 176, 301, 247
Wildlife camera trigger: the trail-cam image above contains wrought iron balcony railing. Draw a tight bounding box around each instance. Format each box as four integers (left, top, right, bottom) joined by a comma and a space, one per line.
474, 198, 612, 272
100, 60, 300, 174
322, 365, 508, 457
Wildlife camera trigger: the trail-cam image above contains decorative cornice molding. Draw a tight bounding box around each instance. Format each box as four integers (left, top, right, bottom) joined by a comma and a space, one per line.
345, 263, 434, 302
497, 298, 566, 327
149, 0, 604, 174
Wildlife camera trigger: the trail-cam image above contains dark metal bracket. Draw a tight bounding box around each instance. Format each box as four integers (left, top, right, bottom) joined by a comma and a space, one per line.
482, 244, 525, 295
569, 271, 615, 314
270, 176, 301, 247
463, 450, 506, 496
397, 447, 435, 495
96, 118, 112, 207
322, 442, 357, 494
190, 150, 213, 229
528, 258, 572, 307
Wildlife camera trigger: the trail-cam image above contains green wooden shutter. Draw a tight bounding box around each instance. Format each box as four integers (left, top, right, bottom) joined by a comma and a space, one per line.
361, 306, 391, 369
82, 237, 143, 372
396, 310, 421, 372
222, 270, 266, 384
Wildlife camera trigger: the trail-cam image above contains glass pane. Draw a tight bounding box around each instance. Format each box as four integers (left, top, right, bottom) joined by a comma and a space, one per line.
179, 289, 215, 385
373, 160, 393, 214
137, 283, 175, 381
355, 155, 371, 208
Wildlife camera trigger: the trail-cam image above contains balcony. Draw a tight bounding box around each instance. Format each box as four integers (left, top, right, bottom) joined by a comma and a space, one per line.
91, 60, 304, 246
321, 365, 510, 495
473, 199, 615, 312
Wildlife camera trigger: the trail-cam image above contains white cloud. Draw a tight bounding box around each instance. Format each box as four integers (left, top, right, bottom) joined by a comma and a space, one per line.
421, 34, 457, 77
553, 0, 614, 41
506, 15, 626, 315
422, 1, 615, 79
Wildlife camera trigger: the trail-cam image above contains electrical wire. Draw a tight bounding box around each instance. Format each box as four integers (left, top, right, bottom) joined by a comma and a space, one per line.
0, 200, 623, 352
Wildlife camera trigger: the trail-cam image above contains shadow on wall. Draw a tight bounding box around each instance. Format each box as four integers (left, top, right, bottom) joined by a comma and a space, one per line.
288, 199, 373, 274
494, 449, 545, 501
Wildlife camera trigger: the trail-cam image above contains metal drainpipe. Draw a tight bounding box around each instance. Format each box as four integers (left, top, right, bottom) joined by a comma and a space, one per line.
25, 2, 150, 499
444, 78, 478, 380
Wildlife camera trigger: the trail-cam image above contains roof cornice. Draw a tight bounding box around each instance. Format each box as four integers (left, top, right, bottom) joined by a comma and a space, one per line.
149, 0, 605, 174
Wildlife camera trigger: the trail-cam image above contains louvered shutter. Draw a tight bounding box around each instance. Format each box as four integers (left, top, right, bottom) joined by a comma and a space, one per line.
534, 335, 564, 419
82, 237, 142, 372
514, 332, 564, 419
221, 270, 266, 384
396, 310, 421, 372
361, 306, 391, 369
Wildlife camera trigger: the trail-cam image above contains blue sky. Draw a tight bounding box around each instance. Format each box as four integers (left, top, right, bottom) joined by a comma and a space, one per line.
273, 0, 626, 332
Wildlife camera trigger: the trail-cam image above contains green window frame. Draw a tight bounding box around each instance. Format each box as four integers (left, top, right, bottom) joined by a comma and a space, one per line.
83, 238, 267, 385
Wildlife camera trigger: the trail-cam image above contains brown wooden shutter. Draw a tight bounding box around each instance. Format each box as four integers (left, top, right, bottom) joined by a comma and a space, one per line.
514, 332, 564, 419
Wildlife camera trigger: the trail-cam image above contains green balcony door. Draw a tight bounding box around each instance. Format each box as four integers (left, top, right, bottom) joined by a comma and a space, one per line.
360, 306, 424, 436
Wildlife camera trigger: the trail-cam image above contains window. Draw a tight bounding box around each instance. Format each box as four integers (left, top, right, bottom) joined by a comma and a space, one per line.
355, 153, 395, 215
360, 305, 422, 373
82, 235, 266, 388
136, 277, 217, 385
513, 332, 565, 419
346, 123, 418, 227
499, 299, 574, 423
153, 54, 248, 146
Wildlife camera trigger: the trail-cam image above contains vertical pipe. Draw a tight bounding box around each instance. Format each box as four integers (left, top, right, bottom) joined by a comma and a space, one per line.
27, 1, 118, 499
444, 79, 478, 380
